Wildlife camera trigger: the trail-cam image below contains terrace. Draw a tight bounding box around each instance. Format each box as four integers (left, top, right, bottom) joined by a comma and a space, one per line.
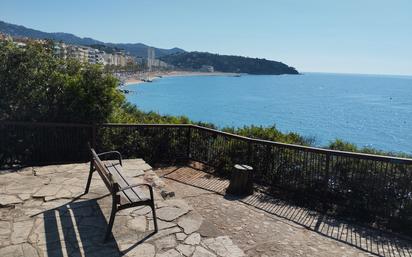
1, 122, 412, 257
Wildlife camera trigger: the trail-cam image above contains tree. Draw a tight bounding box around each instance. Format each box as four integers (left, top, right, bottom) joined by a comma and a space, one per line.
0, 41, 124, 123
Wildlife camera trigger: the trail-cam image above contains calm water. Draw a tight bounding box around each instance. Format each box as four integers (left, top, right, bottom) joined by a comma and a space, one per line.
124, 73, 412, 154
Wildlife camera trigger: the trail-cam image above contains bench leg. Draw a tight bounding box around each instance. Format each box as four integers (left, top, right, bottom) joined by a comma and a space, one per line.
84, 161, 94, 194
151, 203, 158, 232
104, 196, 117, 242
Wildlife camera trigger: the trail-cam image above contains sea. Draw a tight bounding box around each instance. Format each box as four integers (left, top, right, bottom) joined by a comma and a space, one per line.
124, 72, 412, 154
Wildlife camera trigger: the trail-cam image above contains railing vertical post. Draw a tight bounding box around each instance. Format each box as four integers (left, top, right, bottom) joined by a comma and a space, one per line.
265, 144, 272, 180
323, 152, 331, 212
247, 140, 252, 164
91, 124, 97, 149
186, 126, 192, 160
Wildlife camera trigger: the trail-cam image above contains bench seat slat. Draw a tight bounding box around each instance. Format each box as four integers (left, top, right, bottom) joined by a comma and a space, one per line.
106, 163, 148, 203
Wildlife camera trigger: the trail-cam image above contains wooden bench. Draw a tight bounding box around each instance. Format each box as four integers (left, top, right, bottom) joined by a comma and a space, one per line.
84, 148, 158, 242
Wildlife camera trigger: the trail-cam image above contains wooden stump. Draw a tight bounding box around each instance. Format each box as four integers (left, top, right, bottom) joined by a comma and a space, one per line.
226, 164, 254, 196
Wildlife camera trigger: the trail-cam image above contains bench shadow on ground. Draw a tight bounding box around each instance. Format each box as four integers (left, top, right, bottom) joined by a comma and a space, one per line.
38, 196, 156, 257
163, 166, 412, 257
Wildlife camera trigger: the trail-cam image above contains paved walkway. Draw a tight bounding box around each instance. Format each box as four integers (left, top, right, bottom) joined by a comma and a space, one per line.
0, 161, 244, 257
159, 165, 412, 257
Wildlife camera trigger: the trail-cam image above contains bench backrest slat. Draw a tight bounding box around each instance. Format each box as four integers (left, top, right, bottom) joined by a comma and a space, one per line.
91, 148, 116, 191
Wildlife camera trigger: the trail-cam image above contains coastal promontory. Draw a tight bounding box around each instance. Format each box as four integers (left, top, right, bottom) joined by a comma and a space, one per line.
160, 52, 299, 75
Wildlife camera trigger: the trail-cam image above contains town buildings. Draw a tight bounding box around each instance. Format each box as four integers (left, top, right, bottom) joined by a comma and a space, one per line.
1, 33, 172, 70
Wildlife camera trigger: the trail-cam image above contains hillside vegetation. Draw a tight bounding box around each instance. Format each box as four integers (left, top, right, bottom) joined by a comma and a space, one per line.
161, 52, 299, 75
0, 20, 184, 57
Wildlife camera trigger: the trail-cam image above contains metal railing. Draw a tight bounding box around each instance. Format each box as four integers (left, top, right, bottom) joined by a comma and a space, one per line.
1, 121, 412, 235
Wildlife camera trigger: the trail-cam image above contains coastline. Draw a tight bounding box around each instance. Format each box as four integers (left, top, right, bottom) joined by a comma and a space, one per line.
123, 71, 239, 85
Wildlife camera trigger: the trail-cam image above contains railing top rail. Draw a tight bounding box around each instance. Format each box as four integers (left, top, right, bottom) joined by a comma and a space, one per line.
0, 121, 93, 128
2, 121, 411, 164
190, 125, 412, 164
102, 123, 412, 163
101, 123, 192, 128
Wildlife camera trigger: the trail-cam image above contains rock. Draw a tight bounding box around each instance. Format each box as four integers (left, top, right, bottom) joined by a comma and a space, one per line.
156, 201, 169, 209
21, 243, 39, 257
202, 236, 245, 257
127, 216, 147, 232
184, 233, 201, 245
124, 243, 155, 257
155, 235, 177, 251
149, 220, 176, 231
0, 243, 38, 257
0, 221, 11, 235
11, 220, 33, 244
148, 227, 181, 241
156, 249, 182, 257
192, 246, 216, 257
161, 190, 176, 199
0, 195, 23, 206
131, 206, 152, 216
176, 233, 187, 241
55, 188, 73, 199
178, 212, 203, 234
157, 207, 189, 222
176, 244, 195, 256
33, 185, 61, 198
0, 245, 22, 257
18, 194, 31, 201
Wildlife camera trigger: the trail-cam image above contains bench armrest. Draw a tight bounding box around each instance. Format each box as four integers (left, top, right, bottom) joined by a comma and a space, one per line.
97, 151, 122, 166
119, 183, 154, 199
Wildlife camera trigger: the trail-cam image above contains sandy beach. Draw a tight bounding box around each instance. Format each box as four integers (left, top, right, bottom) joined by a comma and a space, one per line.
123, 71, 238, 85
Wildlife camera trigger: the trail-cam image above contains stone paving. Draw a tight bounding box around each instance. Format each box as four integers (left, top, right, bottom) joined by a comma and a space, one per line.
0, 160, 245, 257
159, 165, 412, 257
1, 161, 412, 257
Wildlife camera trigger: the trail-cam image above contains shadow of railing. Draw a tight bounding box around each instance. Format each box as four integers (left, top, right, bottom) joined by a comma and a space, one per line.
238, 193, 412, 257
164, 166, 412, 257
42, 199, 121, 257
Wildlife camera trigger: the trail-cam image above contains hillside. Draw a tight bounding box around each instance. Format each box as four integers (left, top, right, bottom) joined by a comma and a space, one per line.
161, 52, 299, 75
0, 20, 185, 57
0, 20, 299, 74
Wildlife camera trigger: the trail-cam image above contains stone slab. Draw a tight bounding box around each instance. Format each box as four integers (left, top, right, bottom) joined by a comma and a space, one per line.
192, 246, 216, 257
0, 195, 23, 206
178, 212, 203, 234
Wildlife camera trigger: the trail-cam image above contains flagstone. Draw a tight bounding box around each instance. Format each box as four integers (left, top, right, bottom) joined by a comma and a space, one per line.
0, 195, 23, 206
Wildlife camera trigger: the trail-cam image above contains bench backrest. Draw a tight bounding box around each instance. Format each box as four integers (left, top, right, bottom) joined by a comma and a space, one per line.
90, 148, 118, 192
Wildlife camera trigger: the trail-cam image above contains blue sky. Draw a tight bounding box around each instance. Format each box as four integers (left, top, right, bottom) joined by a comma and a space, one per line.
1, 0, 411, 75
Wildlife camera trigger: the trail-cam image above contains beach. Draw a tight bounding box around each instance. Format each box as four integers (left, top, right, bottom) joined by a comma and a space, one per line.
123, 71, 238, 85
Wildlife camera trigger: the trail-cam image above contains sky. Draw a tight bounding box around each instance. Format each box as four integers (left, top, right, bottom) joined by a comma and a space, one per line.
1, 0, 411, 75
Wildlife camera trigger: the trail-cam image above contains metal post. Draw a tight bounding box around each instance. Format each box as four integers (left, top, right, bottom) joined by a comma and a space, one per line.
323, 153, 330, 212
91, 124, 97, 149
186, 126, 192, 160
247, 140, 252, 164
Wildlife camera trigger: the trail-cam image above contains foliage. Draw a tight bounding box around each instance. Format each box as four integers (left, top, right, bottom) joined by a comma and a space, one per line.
223, 125, 314, 146
110, 102, 191, 124
0, 41, 123, 123
328, 139, 410, 158
161, 51, 299, 75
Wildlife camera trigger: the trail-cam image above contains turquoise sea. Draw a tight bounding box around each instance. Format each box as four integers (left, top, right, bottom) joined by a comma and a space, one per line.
124, 73, 412, 154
